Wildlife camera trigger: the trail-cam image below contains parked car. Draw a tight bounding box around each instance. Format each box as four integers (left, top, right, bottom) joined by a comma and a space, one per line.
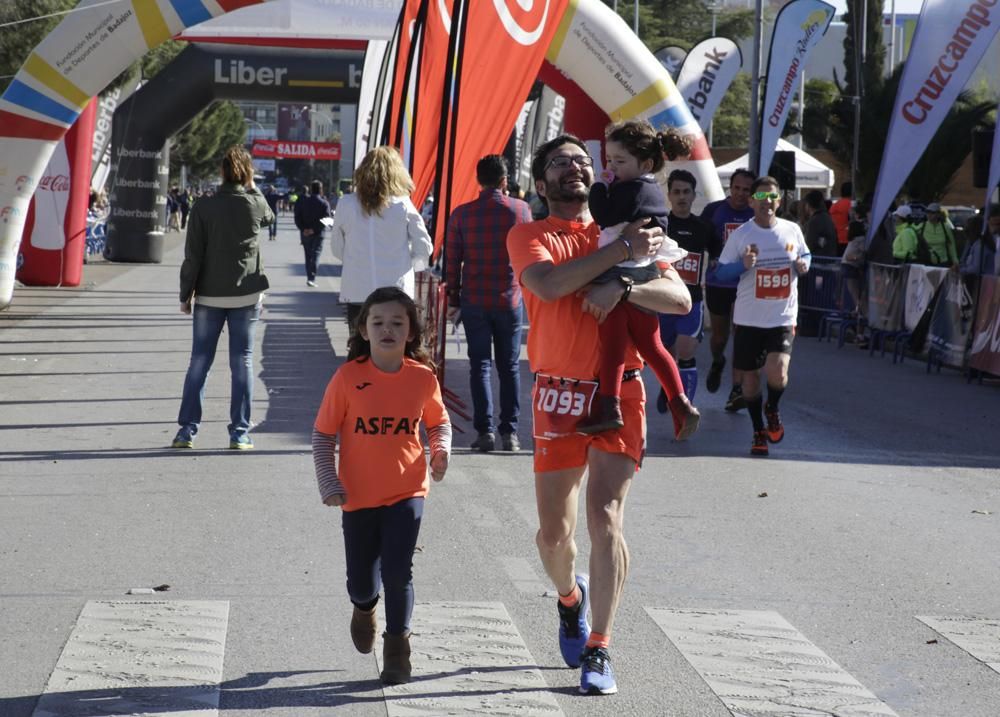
943, 205, 980, 255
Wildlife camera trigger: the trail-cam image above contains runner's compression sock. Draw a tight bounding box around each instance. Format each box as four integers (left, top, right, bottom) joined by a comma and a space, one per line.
586, 631, 610, 649
746, 393, 765, 432
558, 585, 581, 609
765, 385, 785, 412
678, 358, 697, 401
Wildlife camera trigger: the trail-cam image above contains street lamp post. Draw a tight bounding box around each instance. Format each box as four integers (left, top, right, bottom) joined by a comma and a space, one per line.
705, 0, 723, 147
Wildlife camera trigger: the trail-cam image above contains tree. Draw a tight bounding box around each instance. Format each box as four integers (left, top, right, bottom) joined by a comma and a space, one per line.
608, 1, 754, 53
712, 72, 751, 148
137, 41, 247, 184
0, 1, 76, 95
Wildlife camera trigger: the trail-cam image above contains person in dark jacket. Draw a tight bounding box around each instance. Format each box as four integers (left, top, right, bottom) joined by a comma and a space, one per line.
802, 190, 839, 257
172, 146, 274, 450
294, 180, 332, 286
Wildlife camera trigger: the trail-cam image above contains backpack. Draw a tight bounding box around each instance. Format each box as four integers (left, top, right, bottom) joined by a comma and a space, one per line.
913, 224, 934, 265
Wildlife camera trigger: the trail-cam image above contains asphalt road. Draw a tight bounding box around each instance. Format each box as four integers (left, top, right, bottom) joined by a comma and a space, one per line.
1, 215, 998, 717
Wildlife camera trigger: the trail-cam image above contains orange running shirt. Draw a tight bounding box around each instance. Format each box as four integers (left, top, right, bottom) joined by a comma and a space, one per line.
507, 215, 642, 379
314, 357, 449, 511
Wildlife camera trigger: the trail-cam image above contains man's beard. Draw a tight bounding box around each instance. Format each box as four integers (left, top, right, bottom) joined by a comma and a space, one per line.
543, 175, 590, 203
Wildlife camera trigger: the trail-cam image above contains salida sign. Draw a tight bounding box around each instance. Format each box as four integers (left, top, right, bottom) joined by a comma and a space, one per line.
251, 140, 341, 160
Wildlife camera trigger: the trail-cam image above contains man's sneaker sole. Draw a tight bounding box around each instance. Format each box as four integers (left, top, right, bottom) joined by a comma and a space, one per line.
580, 683, 619, 696
229, 441, 254, 450
171, 439, 193, 449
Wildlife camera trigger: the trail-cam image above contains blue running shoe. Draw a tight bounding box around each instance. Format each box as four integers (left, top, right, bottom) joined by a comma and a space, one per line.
557, 574, 590, 668
579, 645, 617, 695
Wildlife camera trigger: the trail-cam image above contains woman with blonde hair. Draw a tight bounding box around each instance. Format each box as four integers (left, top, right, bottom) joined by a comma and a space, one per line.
331, 146, 433, 332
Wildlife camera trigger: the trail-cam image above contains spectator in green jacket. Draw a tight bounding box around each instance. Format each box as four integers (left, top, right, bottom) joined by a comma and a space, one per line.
893, 203, 958, 267
172, 145, 274, 451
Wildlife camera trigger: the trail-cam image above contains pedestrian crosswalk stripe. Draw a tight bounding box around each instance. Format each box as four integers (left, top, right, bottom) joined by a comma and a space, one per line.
32, 600, 229, 717
380, 601, 564, 716
916, 616, 1000, 674
646, 608, 899, 717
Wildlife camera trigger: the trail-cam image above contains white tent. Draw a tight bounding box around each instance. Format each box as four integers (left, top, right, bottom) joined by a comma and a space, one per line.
717, 138, 835, 191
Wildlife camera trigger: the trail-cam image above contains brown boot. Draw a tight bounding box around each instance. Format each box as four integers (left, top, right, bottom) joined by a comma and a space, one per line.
576, 395, 624, 435
669, 394, 701, 441
350, 605, 377, 654
380, 631, 412, 684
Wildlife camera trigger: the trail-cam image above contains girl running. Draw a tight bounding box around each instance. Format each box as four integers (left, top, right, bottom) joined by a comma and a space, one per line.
579, 119, 700, 440
312, 286, 451, 685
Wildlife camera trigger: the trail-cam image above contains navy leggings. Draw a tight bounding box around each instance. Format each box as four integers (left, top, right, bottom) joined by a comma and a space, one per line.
341, 497, 424, 635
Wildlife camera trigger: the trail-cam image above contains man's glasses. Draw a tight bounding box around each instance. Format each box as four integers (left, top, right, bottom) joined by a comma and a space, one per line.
752, 191, 780, 200
546, 155, 594, 170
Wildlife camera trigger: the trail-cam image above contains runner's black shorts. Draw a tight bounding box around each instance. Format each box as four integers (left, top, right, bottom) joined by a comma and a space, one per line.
733, 324, 796, 371
705, 285, 738, 315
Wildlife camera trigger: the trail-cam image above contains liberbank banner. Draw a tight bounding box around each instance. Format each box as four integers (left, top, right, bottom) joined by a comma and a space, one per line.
758, 0, 834, 177
675, 37, 742, 134
869, 0, 1000, 245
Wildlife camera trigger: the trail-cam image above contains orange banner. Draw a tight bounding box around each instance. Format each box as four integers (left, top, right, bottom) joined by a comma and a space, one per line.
433, 0, 571, 254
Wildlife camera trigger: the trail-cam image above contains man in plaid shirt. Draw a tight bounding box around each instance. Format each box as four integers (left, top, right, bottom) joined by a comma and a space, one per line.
446, 155, 533, 452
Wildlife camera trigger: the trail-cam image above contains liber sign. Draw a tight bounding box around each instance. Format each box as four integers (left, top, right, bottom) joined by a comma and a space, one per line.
252, 140, 341, 160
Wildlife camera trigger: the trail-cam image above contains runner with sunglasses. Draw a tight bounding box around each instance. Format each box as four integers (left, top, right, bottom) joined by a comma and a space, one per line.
714, 176, 810, 456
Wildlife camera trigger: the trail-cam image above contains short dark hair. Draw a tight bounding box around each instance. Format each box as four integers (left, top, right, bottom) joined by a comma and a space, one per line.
804, 190, 825, 210
667, 169, 697, 191
751, 175, 780, 193
730, 168, 757, 186
531, 134, 588, 182
476, 155, 507, 187
311, 180, 323, 196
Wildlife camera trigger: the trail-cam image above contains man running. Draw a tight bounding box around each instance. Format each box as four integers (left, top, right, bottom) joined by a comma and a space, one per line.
507, 135, 691, 695
656, 169, 713, 422
715, 176, 810, 456
701, 168, 756, 410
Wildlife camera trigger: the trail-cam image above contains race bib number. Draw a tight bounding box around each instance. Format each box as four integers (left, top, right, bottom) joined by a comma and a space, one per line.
723, 222, 743, 243
532, 375, 598, 440
674, 252, 702, 286
755, 267, 792, 299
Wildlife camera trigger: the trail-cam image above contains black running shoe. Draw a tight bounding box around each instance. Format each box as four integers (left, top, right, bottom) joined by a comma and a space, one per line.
724, 385, 745, 412
706, 356, 725, 393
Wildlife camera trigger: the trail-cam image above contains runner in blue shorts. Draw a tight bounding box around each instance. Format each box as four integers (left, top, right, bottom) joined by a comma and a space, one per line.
656, 170, 712, 432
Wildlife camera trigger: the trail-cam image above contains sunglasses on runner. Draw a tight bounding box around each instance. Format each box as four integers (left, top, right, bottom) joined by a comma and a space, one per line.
752, 191, 781, 200
546, 155, 594, 170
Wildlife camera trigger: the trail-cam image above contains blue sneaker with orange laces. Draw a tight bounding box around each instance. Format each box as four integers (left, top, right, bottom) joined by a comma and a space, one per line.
579, 645, 618, 695
557, 574, 590, 668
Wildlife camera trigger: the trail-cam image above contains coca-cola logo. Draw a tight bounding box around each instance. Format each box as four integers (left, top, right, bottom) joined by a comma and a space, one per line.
38, 174, 70, 192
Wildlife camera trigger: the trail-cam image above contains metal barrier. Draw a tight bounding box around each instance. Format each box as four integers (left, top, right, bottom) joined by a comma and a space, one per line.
798, 257, 850, 338
414, 271, 470, 428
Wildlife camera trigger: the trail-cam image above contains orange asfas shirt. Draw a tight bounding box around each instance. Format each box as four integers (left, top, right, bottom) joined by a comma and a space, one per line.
507, 215, 642, 379
314, 357, 449, 511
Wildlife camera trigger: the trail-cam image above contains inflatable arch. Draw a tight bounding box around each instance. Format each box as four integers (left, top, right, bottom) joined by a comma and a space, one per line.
0, 0, 723, 309
106, 44, 363, 263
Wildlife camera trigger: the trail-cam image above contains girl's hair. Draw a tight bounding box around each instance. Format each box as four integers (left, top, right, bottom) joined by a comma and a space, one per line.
354, 146, 415, 216
604, 120, 694, 173
221, 145, 255, 185
346, 287, 433, 368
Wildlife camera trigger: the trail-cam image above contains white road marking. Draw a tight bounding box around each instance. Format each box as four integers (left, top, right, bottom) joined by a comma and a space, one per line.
382, 601, 563, 716
916, 615, 1000, 674
646, 608, 899, 716
32, 600, 229, 717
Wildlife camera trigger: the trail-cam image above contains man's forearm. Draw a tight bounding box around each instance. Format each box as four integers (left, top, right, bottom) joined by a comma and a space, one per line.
629, 270, 692, 315
523, 240, 627, 301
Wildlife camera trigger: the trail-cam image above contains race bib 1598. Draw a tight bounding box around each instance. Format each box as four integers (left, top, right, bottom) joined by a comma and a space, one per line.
754, 267, 792, 299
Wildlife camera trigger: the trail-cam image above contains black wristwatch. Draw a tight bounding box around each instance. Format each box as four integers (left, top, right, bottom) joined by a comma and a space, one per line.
617, 275, 634, 304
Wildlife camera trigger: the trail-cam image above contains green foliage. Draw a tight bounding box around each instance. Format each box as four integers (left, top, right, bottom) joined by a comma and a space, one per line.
170, 101, 247, 182
609, 1, 754, 52
712, 72, 751, 148
0, 1, 76, 94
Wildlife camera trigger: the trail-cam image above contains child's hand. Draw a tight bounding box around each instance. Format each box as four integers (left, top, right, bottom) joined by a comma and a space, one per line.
600, 169, 616, 185
430, 452, 448, 482
324, 493, 346, 507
